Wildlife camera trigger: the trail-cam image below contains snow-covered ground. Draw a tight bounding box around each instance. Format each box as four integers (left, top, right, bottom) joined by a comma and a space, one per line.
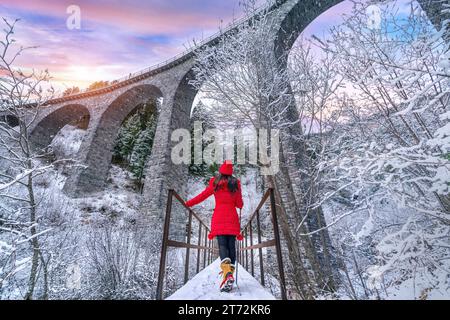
50, 124, 85, 159
2, 124, 448, 300
0, 124, 154, 299
166, 258, 275, 300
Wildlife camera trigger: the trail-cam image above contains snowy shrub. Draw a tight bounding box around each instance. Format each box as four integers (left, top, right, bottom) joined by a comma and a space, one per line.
85, 222, 158, 299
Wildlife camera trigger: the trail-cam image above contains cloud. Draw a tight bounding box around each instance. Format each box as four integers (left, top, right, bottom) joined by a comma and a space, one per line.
0, 0, 247, 89
0, 0, 242, 35
1, 0, 379, 91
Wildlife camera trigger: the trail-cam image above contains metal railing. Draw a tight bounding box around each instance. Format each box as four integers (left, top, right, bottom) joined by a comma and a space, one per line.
237, 188, 287, 300
156, 189, 219, 300
156, 187, 287, 300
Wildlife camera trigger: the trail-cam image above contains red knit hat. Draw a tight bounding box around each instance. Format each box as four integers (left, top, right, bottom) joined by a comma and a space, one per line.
219, 160, 233, 176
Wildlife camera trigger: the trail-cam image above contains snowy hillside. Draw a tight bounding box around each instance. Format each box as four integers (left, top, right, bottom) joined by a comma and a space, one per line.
2, 121, 448, 300
0, 123, 273, 300
50, 125, 85, 159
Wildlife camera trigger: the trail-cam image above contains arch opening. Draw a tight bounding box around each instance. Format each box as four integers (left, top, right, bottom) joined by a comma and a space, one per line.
285, 0, 351, 136
30, 104, 91, 159
275, 0, 345, 62
110, 95, 161, 193
78, 84, 163, 194
170, 68, 205, 178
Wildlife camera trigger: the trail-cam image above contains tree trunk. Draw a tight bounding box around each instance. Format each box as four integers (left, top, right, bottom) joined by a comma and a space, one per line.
39, 253, 49, 300
24, 173, 41, 300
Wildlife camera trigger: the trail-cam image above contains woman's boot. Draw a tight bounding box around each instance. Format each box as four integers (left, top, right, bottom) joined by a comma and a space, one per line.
220, 258, 234, 292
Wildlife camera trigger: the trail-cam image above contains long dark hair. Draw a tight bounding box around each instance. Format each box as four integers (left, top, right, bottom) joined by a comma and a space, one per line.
214, 173, 238, 193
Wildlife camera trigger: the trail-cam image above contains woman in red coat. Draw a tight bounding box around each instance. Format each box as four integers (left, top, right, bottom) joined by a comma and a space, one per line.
185, 160, 243, 292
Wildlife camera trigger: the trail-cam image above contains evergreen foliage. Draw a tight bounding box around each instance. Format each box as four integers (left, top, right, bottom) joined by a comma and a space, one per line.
112, 100, 158, 187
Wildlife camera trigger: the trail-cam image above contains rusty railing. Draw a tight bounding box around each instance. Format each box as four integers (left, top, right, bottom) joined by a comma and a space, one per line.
237, 188, 287, 300
156, 189, 218, 300
156, 188, 287, 300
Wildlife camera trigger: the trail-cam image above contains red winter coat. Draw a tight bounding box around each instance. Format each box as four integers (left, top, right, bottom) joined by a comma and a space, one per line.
185, 177, 244, 240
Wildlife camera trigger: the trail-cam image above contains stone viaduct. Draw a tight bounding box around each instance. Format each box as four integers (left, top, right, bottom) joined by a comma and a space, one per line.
1, 0, 444, 219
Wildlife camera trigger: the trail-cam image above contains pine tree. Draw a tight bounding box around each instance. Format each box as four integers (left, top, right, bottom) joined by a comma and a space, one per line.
189, 101, 215, 177
112, 99, 159, 189
130, 114, 157, 189
113, 113, 142, 165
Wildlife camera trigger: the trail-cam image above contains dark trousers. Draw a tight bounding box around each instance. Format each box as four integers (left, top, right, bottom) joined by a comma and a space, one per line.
216, 235, 236, 265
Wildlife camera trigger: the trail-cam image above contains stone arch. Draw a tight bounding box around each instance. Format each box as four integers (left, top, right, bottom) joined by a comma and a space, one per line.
172, 69, 199, 130
274, 0, 344, 62
73, 84, 163, 194
30, 104, 90, 149
274, 0, 347, 288
140, 66, 200, 220
166, 69, 198, 189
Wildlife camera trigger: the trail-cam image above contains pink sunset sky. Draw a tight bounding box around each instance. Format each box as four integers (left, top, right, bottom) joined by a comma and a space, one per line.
0, 0, 360, 91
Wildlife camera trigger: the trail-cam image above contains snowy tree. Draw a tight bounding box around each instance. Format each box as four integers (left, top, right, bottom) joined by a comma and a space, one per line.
190, 0, 340, 298
113, 113, 142, 166
111, 99, 159, 194
0, 18, 76, 299
304, 0, 450, 299
130, 113, 157, 190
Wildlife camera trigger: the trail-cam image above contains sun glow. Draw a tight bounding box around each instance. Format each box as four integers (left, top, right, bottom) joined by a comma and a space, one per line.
53, 65, 124, 91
